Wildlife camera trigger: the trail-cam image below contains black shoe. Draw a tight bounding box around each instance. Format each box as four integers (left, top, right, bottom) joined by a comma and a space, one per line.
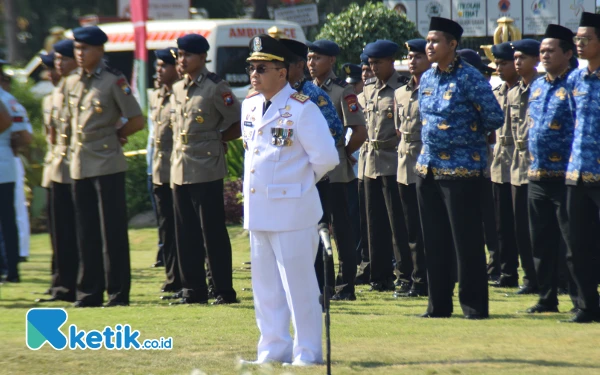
211, 296, 239, 305
464, 314, 489, 320
526, 304, 559, 314
557, 287, 569, 295
103, 301, 129, 308
160, 291, 183, 300
560, 310, 600, 323
35, 297, 58, 303
491, 278, 519, 288
18, 256, 27, 263
569, 307, 580, 314
2, 276, 20, 283
488, 274, 500, 284
161, 285, 181, 293
331, 292, 357, 301
369, 281, 395, 292
394, 289, 428, 298
516, 285, 539, 295
355, 275, 370, 285
151, 260, 165, 268
395, 281, 412, 293
169, 297, 208, 305
73, 300, 102, 308
419, 312, 451, 318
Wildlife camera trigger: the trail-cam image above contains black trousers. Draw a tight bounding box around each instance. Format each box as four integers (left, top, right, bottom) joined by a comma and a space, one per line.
355, 178, 371, 280
481, 178, 500, 277
153, 183, 180, 291
492, 182, 519, 282
173, 180, 235, 302
0, 182, 19, 281
511, 184, 537, 287
527, 181, 573, 308
565, 184, 600, 313
49, 182, 78, 301
417, 170, 488, 317
398, 183, 427, 290
314, 179, 357, 294
346, 179, 362, 264
365, 175, 411, 284
148, 175, 164, 263
72, 172, 130, 305
46, 186, 59, 291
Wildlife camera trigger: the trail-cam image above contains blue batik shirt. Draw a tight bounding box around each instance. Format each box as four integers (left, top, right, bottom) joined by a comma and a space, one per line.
527, 69, 576, 181
295, 79, 343, 144
417, 56, 504, 179
565, 67, 600, 186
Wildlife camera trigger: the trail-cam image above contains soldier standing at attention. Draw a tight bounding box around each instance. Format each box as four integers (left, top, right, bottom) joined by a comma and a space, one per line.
307, 40, 367, 300
239, 34, 338, 366
417, 17, 503, 319
150, 47, 181, 294
507, 39, 541, 295
562, 12, 600, 323
36, 40, 80, 303
490, 42, 520, 288
393, 39, 430, 298
67, 26, 144, 307
362, 40, 411, 292
524, 24, 578, 315
169, 34, 241, 305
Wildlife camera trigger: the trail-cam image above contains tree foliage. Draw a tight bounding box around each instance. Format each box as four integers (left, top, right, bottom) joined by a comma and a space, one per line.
316, 2, 420, 64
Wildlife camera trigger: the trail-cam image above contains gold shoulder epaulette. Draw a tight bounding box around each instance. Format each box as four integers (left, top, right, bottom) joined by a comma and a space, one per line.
290, 92, 310, 103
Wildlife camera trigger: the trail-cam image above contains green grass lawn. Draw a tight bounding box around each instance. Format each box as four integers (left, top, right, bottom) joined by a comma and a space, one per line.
1, 226, 599, 375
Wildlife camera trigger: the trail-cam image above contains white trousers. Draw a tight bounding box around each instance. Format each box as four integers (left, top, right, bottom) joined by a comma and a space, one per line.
14, 157, 30, 257
250, 226, 323, 364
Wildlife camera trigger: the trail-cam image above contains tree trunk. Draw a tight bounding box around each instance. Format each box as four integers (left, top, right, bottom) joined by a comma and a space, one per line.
253, 0, 269, 19
2, 0, 21, 62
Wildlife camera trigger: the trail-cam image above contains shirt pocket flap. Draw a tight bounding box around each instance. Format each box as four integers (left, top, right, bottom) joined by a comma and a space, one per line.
267, 184, 301, 199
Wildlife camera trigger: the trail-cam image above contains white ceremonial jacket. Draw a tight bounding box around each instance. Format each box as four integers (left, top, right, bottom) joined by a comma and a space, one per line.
242, 83, 339, 232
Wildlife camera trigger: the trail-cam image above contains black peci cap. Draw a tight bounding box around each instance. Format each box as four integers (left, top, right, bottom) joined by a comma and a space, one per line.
429, 17, 464, 41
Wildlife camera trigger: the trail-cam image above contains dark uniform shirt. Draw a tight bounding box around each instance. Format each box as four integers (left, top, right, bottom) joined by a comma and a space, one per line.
566, 67, 600, 185
417, 56, 504, 179
527, 69, 576, 181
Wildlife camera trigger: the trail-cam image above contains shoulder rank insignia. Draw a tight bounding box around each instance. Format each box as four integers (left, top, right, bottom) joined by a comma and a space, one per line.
246, 91, 260, 99
222, 92, 234, 106
116, 77, 132, 95
332, 78, 348, 87
397, 76, 409, 85
291, 92, 310, 103
206, 72, 223, 83
365, 77, 376, 86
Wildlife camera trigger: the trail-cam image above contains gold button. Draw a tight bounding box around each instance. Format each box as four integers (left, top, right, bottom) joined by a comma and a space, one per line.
78, 125, 83, 129
103, 144, 108, 149
61, 152, 66, 156
406, 151, 409, 155
77, 142, 82, 146
250, 169, 255, 173
258, 130, 263, 135
185, 96, 189, 100
182, 146, 187, 151
254, 149, 259, 154
406, 116, 410, 120
250, 188, 255, 193
80, 106, 85, 111
184, 113, 188, 117
378, 96, 381, 99
207, 151, 211, 156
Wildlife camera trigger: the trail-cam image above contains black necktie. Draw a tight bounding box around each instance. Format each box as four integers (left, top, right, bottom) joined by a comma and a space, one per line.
263, 100, 271, 116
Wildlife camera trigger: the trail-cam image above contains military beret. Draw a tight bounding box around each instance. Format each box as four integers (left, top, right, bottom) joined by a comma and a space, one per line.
406, 39, 427, 54
579, 12, 600, 27
307, 40, 340, 56
53, 39, 74, 58
457, 49, 495, 75
40, 52, 55, 69
360, 53, 369, 66
279, 38, 308, 61
247, 34, 290, 62
544, 24, 575, 46
177, 34, 210, 55
491, 42, 515, 61
363, 40, 399, 58
510, 39, 540, 57
342, 63, 362, 84
429, 17, 464, 41
155, 47, 178, 65
73, 26, 108, 46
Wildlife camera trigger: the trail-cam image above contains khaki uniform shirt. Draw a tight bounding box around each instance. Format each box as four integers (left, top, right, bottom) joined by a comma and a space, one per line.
508, 80, 534, 186
66, 63, 142, 179
50, 76, 74, 184
490, 82, 515, 184
394, 77, 422, 185
41, 94, 54, 188
362, 72, 404, 179
170, 67, 241, 185
150, 86, 175, 185
357, 92, 367, 180
315, 71, 366, 183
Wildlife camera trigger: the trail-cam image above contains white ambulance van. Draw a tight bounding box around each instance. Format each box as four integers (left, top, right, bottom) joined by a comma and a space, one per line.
19, 19, 306, 99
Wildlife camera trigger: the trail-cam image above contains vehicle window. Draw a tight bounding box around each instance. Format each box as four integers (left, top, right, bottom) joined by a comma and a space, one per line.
216, 47, 250, 88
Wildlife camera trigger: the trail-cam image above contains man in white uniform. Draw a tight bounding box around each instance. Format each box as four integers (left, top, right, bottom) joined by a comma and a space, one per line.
240, 35, 339, 366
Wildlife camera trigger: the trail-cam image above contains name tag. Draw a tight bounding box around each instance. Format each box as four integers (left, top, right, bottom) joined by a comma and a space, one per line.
244, 121, 254, 127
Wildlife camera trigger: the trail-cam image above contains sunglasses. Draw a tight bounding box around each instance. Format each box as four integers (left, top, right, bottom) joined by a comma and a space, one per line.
245, 65, 283, 75
573, 36, 596, 46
